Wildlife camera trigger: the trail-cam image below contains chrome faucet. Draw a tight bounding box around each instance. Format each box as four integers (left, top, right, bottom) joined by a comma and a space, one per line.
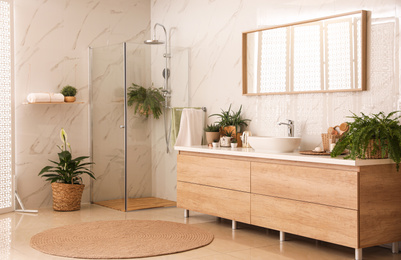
278, 119, 294, 137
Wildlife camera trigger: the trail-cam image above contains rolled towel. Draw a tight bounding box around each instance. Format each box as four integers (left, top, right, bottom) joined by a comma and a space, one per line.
27, 93, 64, 103
49, 93, 65, 103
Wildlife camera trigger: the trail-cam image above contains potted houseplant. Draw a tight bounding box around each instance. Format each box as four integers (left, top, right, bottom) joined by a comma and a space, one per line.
209, 104, 251, 146
212, 139, 220, 148
331, 111, 401, 170
61, 85, 77, 102
204, 124, 220, 145
230, 105, 251, 133
220, 129, 234, 147
127, 83, 165, 119
231, 138, 238, 148
39, 128, 95, 211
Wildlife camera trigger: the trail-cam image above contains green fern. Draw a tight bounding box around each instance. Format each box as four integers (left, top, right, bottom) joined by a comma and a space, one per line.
331, 111, 401, 170
127, 83, 165, 119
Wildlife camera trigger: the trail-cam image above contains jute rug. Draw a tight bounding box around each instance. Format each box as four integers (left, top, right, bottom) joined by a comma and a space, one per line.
30, 220, 214, 259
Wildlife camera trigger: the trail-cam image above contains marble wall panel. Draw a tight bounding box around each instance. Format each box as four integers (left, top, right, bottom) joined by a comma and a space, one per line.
14, 0, 150, 208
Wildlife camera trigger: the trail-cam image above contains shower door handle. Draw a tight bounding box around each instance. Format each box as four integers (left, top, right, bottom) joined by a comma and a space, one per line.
119, 125, 125, 129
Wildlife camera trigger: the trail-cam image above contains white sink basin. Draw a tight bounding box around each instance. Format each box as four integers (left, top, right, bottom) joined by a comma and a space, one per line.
248, 136, 301, 153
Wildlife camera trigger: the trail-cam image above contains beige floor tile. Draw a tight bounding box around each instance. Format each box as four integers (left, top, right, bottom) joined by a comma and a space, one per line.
2, 205, 401, 260
191, 253, 243, 260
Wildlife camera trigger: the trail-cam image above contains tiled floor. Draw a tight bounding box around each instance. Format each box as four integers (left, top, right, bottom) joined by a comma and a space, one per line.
1, 204, 400, 260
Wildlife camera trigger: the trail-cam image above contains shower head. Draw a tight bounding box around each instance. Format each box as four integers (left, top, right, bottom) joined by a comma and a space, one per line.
144, 39, 165, 45
144, 23, 167, 46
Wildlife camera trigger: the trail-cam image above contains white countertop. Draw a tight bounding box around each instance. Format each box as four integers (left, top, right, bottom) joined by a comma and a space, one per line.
175, 145, 394, 166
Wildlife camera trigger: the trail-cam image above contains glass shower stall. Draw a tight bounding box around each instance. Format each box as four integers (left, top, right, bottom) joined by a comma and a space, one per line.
89, 42, 188, 211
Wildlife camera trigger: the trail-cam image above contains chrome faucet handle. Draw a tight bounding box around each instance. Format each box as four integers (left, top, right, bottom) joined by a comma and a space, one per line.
278, 119, 294, 137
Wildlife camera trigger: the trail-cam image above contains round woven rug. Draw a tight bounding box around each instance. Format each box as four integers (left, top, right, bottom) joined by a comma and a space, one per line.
30, 220, 214, 259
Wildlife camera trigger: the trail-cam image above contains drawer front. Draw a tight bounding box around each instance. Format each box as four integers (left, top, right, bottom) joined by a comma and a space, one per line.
177, 154, 250, 192
177, 181, 250, 223
251, 162, 358, 209
251, 194, 358, 248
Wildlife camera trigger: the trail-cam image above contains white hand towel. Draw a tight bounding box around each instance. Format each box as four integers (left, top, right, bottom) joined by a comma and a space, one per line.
27, 93, 64, 103
175, 109, 204, 146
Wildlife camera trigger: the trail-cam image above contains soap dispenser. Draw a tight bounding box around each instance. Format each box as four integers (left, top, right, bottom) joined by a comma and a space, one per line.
241, 131, 252, 148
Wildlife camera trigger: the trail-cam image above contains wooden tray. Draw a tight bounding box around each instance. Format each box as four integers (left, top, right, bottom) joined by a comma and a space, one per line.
299, 150, 347, 156
299, 150, 331, 156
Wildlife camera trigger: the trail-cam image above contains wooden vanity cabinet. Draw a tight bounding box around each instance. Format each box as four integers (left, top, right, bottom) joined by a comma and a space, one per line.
176, 151, 401, 254
251, 162, 359, 248
177, 153, 251, 223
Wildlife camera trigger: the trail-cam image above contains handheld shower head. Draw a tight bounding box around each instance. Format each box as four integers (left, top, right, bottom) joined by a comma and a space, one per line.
144, 23, 171, 154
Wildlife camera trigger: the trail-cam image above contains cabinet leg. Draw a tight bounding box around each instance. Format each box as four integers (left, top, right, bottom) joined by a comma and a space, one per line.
355, 248, 362, 260
232, 220, 237, 230
184, 209, 189, 218
280, 231, 285, 242
392, 242, 399, 254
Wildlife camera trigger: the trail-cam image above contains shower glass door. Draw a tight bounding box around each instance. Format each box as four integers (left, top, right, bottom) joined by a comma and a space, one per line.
90, 42, 187, 211
90, 43, 126, 209
124, 43, 152, 205
89, 42, 152, 211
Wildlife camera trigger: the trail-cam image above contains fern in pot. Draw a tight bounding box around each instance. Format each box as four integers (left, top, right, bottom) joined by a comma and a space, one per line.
331, 111, 401, 170
127, 83, 165, 119
39, 128, 95, 211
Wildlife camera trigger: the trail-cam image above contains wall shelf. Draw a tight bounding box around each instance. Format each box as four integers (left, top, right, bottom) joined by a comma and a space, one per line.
23, 102, 85, 105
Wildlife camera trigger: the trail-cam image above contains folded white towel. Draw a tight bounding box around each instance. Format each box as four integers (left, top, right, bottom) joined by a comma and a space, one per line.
27, 93, 65, 103
175, 108, 204, 147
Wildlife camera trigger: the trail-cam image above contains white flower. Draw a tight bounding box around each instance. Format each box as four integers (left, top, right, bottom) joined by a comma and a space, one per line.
60, 128, 67, 144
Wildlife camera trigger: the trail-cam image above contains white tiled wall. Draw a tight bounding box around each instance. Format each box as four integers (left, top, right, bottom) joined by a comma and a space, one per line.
150, 0, 401, 200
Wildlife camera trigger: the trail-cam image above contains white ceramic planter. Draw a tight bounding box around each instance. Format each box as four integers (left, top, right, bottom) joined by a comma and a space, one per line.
220, 136, 231, 147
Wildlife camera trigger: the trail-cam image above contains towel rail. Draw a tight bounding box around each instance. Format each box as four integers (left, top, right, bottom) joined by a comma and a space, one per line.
168, 107, 206, 112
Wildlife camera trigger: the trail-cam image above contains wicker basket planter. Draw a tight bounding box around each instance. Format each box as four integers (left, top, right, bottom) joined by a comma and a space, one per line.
365, 140, 388, 159
51, 183, 85, 211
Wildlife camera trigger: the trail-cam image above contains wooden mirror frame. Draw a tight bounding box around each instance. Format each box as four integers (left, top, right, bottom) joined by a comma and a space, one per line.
242, 10, 367, 95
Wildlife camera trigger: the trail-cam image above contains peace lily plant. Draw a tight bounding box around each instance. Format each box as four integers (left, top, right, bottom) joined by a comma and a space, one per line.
39, 128, 95, 184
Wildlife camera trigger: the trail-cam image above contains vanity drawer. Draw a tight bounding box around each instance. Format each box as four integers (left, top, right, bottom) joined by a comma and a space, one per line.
177, 181, 250, 223
177, 154, 250, 192
251, 162, 358, 209
251, 194, 358, 248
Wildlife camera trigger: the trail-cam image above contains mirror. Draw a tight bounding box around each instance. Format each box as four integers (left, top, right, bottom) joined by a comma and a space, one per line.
242, 10, 367, 95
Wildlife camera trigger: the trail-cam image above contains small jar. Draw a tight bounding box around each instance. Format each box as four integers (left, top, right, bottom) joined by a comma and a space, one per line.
329, 143, 336, 152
